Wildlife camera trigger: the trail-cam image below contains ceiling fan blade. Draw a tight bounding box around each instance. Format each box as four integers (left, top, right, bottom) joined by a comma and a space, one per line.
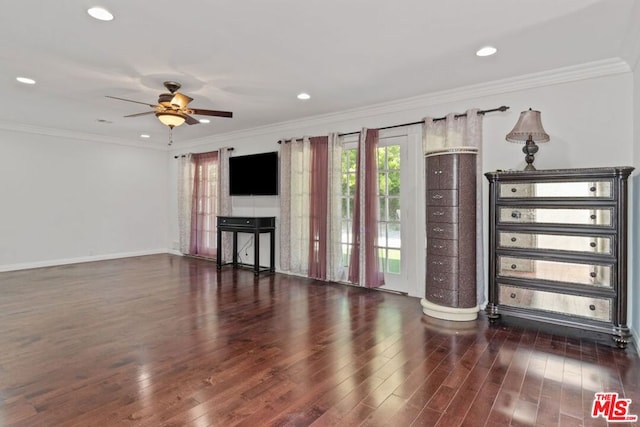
191, 108, 233, 118
124, 111, 156, 118
171, 92, 193, 110
106, 95, 157, 108
184, 114, 200, 125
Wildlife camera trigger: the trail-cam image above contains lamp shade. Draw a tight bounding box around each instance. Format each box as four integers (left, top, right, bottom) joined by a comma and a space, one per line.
156, 111, 186, 127
506, 109, 550, 143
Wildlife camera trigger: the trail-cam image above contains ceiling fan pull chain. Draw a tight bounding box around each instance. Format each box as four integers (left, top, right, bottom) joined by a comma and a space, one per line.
168, 127, 173, 146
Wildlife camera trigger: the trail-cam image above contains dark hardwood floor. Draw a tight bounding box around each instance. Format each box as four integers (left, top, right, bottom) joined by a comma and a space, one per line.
0, 254, 638, 426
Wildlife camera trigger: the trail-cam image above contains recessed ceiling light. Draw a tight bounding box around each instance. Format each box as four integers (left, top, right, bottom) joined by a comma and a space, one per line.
476, 46, 497, 57
87, 7, 114, 21
140, 134, 150, 138
297, 93, 311, 100
16, 77, 36, 85
199, 119, 210, 124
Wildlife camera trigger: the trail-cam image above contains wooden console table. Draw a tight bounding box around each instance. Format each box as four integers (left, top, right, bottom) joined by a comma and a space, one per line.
216, 216, 276, 276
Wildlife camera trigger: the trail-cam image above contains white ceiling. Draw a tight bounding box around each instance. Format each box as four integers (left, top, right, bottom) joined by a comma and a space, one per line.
1, 0, 638, 146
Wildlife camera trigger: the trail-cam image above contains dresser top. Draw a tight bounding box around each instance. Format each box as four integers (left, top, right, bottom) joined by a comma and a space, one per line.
485, 166, 634, 181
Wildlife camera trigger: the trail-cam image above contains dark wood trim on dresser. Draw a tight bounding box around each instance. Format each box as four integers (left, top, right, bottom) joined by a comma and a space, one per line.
485, 167, 634, 348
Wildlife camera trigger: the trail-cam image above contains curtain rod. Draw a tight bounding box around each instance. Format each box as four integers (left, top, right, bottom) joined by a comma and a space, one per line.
278, 105, 509, 143
173, 147, 234, 159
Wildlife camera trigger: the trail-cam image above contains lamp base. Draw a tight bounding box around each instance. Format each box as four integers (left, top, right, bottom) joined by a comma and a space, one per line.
522, 138, 539, 171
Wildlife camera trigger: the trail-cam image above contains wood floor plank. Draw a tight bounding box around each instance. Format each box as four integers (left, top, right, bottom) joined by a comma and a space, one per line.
0, 254, 638, 426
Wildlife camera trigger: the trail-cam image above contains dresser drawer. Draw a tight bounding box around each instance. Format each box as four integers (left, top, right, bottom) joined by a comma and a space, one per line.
426, 154, 458, 190
498, 284, 611, 322
498, 180, 612, 199
427, 223, 457, 240
498, 207, 613, 227
427, 206, 458, 223
426, 286, 457, 306
427, 254, 457, 273
498, 256, 612, 288
428, 238, 458, 257
426, 270, 457, 290
426, 190, 458, 206
498, 231, 612, 255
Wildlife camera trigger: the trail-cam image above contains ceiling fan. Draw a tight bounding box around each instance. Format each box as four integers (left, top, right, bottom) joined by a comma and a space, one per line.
106, 81, 233, 129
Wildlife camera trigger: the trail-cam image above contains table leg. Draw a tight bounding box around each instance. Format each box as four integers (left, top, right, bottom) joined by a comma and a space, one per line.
254, 232, 260, 276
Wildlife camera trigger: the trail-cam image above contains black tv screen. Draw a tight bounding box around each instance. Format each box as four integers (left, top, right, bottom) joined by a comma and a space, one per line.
229, 151, 279, 196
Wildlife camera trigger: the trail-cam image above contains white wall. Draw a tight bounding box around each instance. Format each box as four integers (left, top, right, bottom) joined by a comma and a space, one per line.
631, 61, 640, 350
0, 130, 169, 270
168, 65, 635, 305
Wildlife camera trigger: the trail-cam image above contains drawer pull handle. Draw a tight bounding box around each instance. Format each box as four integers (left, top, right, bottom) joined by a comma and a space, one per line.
433, 227, 444, 232
433, 244, 445, 249
590, 214, 597, 220
511, 188, 517, 193
511, 237, 517, 242
589, 304, 596, 311
433, 211, 444, 216
590, 272, 597, 278
510, 293, 516, 299
511, 211, 521, 219
432, 194, 443, 200
590, 186, 596, 192
432, 261, 444, 265
433, 277, 444, 282
511, 264, 517, 270
590, 242, 596, 248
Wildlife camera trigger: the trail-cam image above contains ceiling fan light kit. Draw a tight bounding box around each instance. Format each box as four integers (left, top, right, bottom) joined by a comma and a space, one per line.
156, 111, 186, 128
107, 81, 233, 141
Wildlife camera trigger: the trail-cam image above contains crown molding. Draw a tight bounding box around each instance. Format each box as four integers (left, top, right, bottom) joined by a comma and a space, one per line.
0, 120, 167, 151
1, 58, 631, 152
179, 58, 631, 150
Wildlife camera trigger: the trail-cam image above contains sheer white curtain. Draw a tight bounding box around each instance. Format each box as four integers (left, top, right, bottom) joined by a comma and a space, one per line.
280, 137, 311, 275
177, 154, 194, 254
326, 133, 344, 282
423, 109, 485, 304
279, 134, 344, 280
217, 147, 233, 263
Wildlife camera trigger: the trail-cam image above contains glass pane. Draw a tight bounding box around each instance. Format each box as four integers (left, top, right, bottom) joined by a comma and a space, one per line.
341, 221, 351, 244
388, 172, 400, 196
378, 173, 387, 195
349, 150, 357, 171
498, 256, 611, 287
498, 232, 612, 254
499, 284, 610, 321
341, 173, 349, 194
379, 197, 387, 221
377, 147, 386, 170
387, 223, 401, 248
342, 244, 351, 266
387, 145, 400, 169
499, 181, 612, 198
378, 223, 387, 247
499, 208, 612, 226
387, 249, 401, 274
378, 247, 387, 272
388, 197, 400, 221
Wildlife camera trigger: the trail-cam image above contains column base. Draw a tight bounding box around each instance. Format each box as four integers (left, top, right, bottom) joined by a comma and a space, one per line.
420, 298, 479, 322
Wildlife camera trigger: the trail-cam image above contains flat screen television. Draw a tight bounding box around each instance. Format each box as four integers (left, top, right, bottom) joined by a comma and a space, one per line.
229, 151, 279, 196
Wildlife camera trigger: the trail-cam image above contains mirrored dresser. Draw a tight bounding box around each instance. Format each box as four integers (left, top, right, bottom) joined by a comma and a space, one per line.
485, 167, 634, 348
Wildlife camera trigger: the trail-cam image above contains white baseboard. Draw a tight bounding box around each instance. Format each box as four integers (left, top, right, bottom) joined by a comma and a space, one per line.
0, 249, 169, 272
